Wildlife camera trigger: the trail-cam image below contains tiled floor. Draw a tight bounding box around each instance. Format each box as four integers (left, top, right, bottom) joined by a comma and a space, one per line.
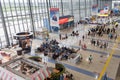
30, 23, 120, 80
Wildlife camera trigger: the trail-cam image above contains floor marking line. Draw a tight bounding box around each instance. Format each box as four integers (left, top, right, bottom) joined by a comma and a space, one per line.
98, 37, 120, 80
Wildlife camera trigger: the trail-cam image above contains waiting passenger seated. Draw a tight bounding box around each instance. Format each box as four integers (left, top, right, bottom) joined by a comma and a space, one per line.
61, 53, 68, 60
44, 49, 48, 56
52, 52, 59, 60
37, 46, 44, 52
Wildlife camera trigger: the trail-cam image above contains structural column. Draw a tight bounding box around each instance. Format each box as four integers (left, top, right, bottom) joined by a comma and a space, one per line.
61, 0, 64, 16
46, 0, 52, 32
89, 0, 92, 16
48, 0, 51, 8
28, 0, 35, 38
0, 1, 10, 47
71, 0, 73, 15
79, 0, 81, 19
97, 0, 98, 7
85, 0, 87, 17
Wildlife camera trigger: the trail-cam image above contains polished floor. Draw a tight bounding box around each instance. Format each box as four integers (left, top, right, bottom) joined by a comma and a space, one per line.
30, 23, 120, 80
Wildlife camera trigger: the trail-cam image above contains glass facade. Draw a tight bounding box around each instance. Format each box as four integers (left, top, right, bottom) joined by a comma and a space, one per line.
0, 0, 97, 48
97, 0, 112, 9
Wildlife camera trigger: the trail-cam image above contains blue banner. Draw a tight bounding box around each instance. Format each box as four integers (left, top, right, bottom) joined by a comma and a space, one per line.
104, 4, 109, 13
50, 8, 59, 32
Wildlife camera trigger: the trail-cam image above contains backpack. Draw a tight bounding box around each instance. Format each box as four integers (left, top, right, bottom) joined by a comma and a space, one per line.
89, 56, 92, 61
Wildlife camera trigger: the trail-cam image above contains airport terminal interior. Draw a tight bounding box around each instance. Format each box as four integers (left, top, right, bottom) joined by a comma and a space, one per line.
0, 0, 120, 80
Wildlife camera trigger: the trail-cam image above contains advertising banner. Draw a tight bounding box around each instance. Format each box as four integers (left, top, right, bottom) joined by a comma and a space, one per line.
104, 4, 109, 13
92, 4, 98, 15
50, 8, 59, 32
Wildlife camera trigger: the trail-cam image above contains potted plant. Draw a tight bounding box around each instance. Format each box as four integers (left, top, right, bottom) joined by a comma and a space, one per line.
50, 63, 65, 80
29, 56, 42, 62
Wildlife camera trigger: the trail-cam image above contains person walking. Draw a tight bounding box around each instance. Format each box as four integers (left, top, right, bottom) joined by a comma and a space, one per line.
102, 72, 108, 80
60, 74, 64, 80
82, 35, 85, 41
79, 40, 81, 46
80, 54, 83, 62
89, 55, 93, 64
97, 40, 99, 47
114, 34, 117, 40
59, 34, 61, 40
65, 34, 68, 39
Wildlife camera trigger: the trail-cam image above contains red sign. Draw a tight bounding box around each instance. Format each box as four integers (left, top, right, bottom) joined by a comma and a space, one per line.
59, 18, 69, 25
50, 8, 59, 11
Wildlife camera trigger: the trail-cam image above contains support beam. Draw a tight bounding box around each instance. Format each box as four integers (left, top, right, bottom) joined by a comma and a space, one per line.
71, 0, 73, 15
79, 0, 81, 19
0, 1, 10, 47
48, 0, 51, 8
85, 0, 87, 17
89, 0, 92, 16
46, 0, 52, 32
28, 0, 35, 38
61, 0, 64, 16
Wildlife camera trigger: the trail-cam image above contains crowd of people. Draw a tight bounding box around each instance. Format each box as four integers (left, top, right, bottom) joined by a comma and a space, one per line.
88, 24, 117, 40
37, 39, 78, 60
37, 18, 118, 80
71, 31, 79, 36
59, 30, 79, 40
59, 34, 68, 40
91, 39, 108, 49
